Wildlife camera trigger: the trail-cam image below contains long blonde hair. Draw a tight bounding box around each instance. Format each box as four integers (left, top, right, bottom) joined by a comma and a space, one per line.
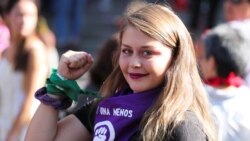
100, 3, 216, 141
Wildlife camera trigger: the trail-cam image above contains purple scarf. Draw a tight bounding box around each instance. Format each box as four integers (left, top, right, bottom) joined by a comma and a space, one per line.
93, 87, 162, 141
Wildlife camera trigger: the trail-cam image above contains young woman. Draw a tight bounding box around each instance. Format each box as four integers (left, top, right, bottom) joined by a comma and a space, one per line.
25, 3, 216, 141
0, 0, 48, 140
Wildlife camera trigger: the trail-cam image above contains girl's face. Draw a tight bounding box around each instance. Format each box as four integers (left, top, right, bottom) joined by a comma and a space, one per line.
7, 0, 38, 38
119, 26, 172, 93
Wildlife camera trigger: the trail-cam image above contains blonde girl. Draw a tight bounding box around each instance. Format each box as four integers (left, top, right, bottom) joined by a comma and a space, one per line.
26, 3, 216, 141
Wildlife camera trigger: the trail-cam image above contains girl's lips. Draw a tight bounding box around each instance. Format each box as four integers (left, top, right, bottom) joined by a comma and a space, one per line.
129, 73, 148, 79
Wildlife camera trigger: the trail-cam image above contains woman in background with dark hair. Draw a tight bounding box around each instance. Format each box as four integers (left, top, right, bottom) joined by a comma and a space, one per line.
0, 0, 48, 140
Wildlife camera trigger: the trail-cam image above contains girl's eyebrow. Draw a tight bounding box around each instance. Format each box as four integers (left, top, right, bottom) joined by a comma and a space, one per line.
121, 43, 155, 49
121, 43, 131, 48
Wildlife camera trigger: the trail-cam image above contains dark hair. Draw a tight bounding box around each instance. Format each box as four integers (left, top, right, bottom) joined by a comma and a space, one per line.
0, 4, 3, 16
203, 23, 250, 77
14, 39, 30, 71
89, 37, 118, 88
4, 0, 19, 14
5, 0, 38, 72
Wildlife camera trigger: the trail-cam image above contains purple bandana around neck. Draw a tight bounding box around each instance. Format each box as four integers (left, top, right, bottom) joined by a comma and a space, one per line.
93, 87, 162, 141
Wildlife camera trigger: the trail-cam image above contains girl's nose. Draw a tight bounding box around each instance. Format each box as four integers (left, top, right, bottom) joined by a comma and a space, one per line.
129, 56, 142, 68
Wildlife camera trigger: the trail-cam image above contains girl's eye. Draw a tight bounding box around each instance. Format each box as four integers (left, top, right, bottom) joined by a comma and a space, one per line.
121, 48, 132, 55
142, 50, 152, 56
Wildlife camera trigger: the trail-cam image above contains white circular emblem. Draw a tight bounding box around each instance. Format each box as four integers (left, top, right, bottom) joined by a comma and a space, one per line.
93, 121, 115, 141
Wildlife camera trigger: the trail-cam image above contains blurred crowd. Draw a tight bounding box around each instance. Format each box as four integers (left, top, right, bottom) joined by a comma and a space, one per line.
0, 0, 249, 141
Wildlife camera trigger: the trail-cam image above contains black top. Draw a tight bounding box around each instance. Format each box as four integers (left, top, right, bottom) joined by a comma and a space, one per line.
166, 111, 208, 141
74, 101, 208, 141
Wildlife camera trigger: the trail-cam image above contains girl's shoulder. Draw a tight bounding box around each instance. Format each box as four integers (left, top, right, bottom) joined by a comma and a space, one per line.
24, 36, 48, 73
25, 35, 46, 53
25, 36, 47, 58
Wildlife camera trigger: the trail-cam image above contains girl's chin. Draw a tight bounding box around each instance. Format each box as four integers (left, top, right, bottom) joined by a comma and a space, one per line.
130, 87, 150, 93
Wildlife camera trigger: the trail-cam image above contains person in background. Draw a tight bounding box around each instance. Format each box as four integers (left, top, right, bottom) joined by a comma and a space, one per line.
0, 0, 49, 140
223, 0, 250, 86
199, 23, 250, 141
195, 0, 250, 87
25, 3, 216, 141
86, 36, 118, 91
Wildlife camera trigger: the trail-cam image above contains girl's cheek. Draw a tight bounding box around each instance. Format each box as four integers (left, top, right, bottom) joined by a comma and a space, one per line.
119, 57, 124, 69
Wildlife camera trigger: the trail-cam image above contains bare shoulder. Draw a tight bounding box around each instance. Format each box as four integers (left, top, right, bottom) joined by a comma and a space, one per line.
26, 36, 47, 59
25, 36, 48, 72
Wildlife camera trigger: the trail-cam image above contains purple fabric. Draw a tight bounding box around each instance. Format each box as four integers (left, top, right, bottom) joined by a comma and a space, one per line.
93, 87, 162, 141
35, 87, 72, 110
